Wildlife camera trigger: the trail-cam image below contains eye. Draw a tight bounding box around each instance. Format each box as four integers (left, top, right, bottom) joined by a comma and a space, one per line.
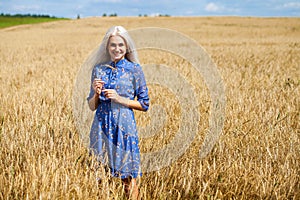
119, 43, 125, 47
110, 43, 117, 47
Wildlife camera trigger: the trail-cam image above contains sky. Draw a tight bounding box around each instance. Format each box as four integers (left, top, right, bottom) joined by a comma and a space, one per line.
1, 0, 300, 18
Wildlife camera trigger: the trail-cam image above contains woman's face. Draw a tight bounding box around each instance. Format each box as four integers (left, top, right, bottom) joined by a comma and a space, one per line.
107, 35, 127, 62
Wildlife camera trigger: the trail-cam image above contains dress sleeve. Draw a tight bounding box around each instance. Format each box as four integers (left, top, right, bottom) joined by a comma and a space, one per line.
134, 64, 150, 111
87, 66, 97, 101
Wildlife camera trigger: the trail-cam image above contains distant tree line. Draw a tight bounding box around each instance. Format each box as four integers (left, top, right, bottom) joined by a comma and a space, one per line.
100, 13, 170, 17
1, 12, 171, 19
0, 13, 60, 18
102, 13, 118, 17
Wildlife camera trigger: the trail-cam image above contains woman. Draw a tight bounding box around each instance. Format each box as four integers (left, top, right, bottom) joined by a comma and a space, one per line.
87, 26, 149, 199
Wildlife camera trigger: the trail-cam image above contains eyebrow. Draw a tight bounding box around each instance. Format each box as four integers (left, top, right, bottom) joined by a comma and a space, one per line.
110, 42, 124, 44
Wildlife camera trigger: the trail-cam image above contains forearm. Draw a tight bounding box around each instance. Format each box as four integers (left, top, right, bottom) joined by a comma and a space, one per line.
102, 89, 147, 111
116, 96, 146, 111
127, 99, 146, 111
88, 94, 99, 111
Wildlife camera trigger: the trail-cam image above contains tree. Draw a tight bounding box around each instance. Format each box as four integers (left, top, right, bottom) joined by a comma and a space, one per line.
109, 13, 117, 17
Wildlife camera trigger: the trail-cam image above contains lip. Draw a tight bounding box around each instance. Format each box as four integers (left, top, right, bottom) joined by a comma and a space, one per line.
113, 53, 124, 57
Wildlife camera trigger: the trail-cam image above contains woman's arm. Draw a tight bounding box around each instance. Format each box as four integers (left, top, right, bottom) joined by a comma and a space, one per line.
102, 89, 147, 111
88, 79, 104, 111
133, 64, 150, 111
88, 93, 99, 111
128, 99, 146, 111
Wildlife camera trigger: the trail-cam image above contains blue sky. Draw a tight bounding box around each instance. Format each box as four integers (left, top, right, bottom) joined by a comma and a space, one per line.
1, 0, 300, 18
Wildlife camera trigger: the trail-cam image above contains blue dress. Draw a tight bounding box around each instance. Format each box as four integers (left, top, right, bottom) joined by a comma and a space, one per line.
87, 58, 149, 179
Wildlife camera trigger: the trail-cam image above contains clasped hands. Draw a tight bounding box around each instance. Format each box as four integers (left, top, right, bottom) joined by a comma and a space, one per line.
93, 79, 129, 106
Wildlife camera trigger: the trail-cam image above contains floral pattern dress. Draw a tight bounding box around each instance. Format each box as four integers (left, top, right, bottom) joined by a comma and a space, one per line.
87, 58, 149, 179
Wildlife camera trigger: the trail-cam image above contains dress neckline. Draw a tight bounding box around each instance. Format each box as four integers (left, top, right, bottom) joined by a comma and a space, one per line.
110, 58, 127, 67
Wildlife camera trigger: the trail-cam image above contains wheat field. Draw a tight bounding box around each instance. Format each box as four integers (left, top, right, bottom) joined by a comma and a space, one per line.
0, 17, 299, 199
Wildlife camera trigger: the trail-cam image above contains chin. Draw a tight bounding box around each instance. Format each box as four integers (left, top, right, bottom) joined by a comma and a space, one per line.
112, 56, 125, 61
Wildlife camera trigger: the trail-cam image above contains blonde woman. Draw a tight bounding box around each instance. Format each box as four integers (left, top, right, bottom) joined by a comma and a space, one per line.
87, 26, 149, 199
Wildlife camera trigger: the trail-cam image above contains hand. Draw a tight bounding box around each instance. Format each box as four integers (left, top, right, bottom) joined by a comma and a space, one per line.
93, 79, 105, 94
103, 89, 129, 106
103, 89, 119, 101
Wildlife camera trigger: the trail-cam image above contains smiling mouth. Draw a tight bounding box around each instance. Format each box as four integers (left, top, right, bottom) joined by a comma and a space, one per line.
113, 53, 123, 56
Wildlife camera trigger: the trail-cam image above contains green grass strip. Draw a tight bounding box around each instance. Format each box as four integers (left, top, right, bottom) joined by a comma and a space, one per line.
0, 16, 68, 29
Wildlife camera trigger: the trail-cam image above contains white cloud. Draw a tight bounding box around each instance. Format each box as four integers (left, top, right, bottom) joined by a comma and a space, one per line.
204, 2, 240, 14
283, 2, 300, 9
149, 13, 160, 17
205, 2, 220, 12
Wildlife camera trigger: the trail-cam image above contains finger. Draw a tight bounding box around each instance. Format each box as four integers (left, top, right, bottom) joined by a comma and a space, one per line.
96, 88, 101, 94
102, 89, 111, 93
103, 90, 109, 96
94, 80, 103, 85
95, 81, 105, 86
105, 93, 110, 98
94, 79, 104, 85
95, 79, 104, 83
